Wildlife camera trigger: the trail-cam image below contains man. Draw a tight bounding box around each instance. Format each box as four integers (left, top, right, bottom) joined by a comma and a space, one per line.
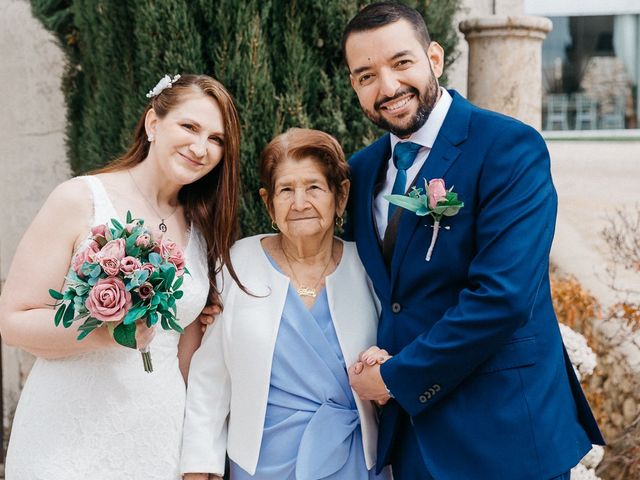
342, 3, 604, 479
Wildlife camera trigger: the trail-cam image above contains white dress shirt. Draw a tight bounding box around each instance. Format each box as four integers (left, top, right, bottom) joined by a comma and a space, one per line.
374, 88, 453, 240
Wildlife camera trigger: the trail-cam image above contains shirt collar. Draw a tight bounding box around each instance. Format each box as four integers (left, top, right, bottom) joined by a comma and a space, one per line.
390, 87, 453, 152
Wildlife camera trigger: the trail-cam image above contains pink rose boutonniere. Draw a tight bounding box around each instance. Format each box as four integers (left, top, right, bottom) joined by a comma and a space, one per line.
49, 211, 189, 372
384, 178, 464, 261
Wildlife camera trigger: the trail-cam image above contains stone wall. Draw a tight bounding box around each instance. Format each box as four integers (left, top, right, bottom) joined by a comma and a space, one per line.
0, 0, 69, 428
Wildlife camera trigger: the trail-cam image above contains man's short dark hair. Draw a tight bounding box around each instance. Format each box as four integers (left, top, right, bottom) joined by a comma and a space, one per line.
341, 2, 431, 67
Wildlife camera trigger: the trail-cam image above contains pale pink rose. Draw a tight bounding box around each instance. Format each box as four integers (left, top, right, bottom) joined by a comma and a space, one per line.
71, 241, 100, 276
137, 282, 155, 300
120, 256, 142, 276
155, 240, 186, 276
98, 239, 126, 261
91, 224, 107, 238
140, 263, 155, 276
85, 277, 132, 322
428, 178, 447, 209
96, 239, 126, 276
99, 258, 120, 276
135, 233, 151, 248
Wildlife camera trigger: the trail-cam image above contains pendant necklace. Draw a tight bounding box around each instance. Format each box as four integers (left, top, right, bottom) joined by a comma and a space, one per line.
128, 170, 178, 232
280, 237, 334, 298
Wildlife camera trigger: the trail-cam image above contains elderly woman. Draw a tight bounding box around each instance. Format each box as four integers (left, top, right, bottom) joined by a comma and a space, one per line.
181, 128, 390, 480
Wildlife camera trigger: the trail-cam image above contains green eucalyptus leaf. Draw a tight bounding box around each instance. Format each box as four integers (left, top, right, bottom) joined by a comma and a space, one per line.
167, 317, 184, 334
62, 302, 75, 328
173, 290, 184, 300
160, 315, 170, 330
49, 289, 64, 300
149, 252, 162, 267
126, 211, 133, 224
111, 218, 124, 230
123, 305, 148, 325
172, 276, 183, 291
54, 304, 66, 326
384, 194, 425, 213
113, 322, 137, 349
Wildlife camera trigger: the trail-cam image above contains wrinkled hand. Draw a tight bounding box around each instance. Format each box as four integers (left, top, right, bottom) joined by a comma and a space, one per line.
349, 346, 393, 405
134, 319, 156, 351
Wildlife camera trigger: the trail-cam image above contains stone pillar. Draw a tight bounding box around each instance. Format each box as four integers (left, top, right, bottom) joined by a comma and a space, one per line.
459, 16, 552, 130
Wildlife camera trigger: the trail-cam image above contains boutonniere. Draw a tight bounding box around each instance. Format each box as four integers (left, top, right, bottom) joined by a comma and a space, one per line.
384, 178, 464, 261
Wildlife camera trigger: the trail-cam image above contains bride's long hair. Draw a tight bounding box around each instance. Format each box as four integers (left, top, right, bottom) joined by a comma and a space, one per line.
93, 74, 243, 300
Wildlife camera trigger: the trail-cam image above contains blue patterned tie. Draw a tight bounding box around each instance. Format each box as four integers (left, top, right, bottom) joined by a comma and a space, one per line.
388, 141, 422, 220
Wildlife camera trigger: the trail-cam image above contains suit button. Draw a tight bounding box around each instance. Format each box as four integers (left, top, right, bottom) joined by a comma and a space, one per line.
391, 302, 402, 313
419, 394, 427, 403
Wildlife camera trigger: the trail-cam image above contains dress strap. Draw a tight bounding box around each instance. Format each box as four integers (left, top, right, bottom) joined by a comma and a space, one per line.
77, 175, 118, 227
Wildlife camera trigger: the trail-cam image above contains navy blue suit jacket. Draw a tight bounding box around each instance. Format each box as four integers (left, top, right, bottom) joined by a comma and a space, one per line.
345, 91, 604, 479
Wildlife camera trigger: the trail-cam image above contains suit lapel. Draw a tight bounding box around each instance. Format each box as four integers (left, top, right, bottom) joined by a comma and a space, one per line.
390, 91, 471, 284
359, 134, 392, 293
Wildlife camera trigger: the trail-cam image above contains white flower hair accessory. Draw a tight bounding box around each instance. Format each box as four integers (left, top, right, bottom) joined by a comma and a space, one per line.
145, 74, 181, 98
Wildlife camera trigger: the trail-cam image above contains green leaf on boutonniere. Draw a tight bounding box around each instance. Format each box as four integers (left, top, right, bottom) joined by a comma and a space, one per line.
383, 194, 428, 214
126, 211, 133, 224
148, 311, 158, 327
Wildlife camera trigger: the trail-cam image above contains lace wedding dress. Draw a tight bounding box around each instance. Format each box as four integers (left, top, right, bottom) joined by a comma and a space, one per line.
5, 176, 209, 480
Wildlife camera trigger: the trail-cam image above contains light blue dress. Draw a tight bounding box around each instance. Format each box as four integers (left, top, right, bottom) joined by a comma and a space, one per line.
230, 255, 387, 480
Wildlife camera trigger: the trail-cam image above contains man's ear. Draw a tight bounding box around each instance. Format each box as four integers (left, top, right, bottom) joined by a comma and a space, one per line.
427, 42, 445, 79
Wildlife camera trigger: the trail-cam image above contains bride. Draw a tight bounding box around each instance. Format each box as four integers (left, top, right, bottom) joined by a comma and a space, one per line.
0, 74, 242, 479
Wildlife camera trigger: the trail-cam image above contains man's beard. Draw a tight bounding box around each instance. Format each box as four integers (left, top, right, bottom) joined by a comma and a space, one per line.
363, 73, 439, 138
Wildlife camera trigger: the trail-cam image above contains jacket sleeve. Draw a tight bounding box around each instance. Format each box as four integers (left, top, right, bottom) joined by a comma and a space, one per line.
381, 124, 557, 417
180, 273, 231, 475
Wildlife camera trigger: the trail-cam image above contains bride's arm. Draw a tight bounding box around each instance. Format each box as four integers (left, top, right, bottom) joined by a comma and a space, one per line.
0, 178, 115, 358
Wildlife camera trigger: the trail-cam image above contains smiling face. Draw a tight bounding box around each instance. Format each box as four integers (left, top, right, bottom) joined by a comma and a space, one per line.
261, 156, 348, 242
345, 19, 444, 138
145, 92, 225, 185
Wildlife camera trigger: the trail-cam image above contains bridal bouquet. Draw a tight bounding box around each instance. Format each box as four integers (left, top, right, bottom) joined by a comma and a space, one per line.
49, 211, 187, 372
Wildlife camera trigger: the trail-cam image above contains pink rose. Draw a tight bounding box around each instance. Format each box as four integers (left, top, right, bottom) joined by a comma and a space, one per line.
155, 240, 186, 276
85, 277, 132, 323
90, 224, 112, 246
125, 222, 137, 234
135, 233, 151, 248
71, 241, 100, 277
137, 282, 155, 300
428, 178, 447, 209
140, 263, 155, 276
96, 239, 126, 276
120, 256, 142, 276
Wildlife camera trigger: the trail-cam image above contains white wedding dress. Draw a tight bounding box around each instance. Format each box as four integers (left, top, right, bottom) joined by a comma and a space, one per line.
5, 176, 209, 480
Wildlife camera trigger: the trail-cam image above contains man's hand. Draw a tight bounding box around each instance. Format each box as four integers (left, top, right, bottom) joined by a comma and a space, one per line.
349, 361, 391, 403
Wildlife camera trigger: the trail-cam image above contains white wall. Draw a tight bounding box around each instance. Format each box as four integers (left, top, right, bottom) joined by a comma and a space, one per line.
0, 0, 69, 428
525, 0, 640, 16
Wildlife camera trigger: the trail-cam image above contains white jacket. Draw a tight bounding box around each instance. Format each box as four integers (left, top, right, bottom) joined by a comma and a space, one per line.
180, 235, 381, 476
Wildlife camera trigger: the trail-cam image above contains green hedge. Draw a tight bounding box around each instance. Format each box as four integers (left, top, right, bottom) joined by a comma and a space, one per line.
32, 0, 461, 235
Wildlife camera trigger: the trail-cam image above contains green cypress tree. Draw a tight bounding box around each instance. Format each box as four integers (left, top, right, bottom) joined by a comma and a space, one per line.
31, 0, 462, 236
